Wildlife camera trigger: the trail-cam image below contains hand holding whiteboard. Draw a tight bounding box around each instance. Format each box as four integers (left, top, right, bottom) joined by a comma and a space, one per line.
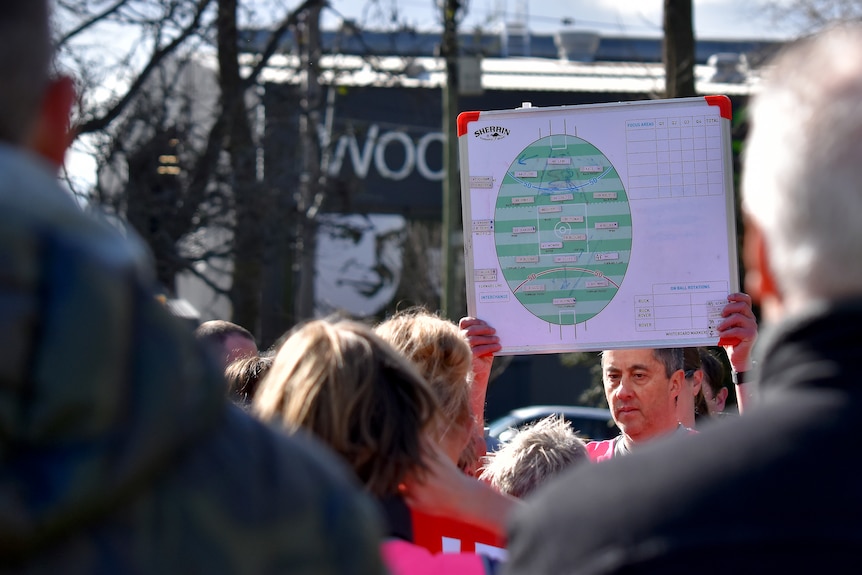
458, 96, 739, 355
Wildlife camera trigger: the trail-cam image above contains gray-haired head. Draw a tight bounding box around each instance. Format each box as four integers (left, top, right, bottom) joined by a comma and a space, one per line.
743, 23, 862, 308
479, 414, 589, 499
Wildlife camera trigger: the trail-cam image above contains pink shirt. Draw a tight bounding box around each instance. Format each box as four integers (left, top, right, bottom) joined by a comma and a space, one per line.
586, 439, 615, 462
381, 539, 493, 575
587, 427, 697, 463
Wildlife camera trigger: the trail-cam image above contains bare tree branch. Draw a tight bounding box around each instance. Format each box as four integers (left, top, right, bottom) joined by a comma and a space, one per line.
73, 0, 214, 136
182, 262, 231, 297
57, 0, 134, 46
241, 0, 323, 89
760, 0, 862, 35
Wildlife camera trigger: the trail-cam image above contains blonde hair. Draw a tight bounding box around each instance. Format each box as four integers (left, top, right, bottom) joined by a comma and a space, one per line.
254, 318, 440, 497
374, 307, 476, 466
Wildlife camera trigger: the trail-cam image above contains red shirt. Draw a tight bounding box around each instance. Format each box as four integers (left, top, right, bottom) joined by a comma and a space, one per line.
410, 508, 508, 561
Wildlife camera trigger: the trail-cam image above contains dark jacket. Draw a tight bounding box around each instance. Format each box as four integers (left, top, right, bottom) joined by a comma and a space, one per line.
504, 298, 862, 574
0, 144, 386, 574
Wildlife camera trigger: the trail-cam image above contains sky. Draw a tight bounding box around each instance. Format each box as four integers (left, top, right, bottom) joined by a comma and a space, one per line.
65, 0, 799, 188
60, 0, 801, 319
317, 0, 800, 40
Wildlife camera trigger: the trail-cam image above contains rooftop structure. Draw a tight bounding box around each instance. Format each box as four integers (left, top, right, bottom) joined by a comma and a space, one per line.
256, 52, 759, 97
246, 26, 767, 218
241, 27, 782, 67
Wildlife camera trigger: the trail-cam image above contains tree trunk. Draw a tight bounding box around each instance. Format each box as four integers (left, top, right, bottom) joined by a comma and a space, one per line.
441, 0, 464, 320
294, 2, 323, 322
663, 0, 696, 98
218, 0, 264, 333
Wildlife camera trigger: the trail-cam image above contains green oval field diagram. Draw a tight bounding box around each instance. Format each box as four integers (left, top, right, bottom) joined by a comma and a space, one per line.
494, 134, 632, 325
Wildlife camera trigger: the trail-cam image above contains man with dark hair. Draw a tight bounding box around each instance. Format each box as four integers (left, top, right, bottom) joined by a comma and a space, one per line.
195, 318, 259, 369
504, 23, 862, 574
464, 295, 756, 463
0, 2, 385, 572
584, 347, 686, 461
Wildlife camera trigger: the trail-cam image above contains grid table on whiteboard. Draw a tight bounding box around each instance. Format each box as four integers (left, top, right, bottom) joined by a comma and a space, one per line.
625, 115, 725, 200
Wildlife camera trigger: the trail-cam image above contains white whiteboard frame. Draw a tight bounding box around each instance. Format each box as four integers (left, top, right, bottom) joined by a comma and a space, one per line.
458, 96, 740, 355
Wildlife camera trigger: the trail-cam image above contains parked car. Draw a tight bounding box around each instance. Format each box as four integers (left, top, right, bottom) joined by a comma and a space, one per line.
486, 404, 618, 451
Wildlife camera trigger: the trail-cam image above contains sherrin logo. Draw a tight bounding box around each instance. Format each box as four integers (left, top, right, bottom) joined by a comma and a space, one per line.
474, 126, 510, 141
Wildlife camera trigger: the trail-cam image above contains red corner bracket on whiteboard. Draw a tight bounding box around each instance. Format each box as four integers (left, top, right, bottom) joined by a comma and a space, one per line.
458, 111, 481, 137
704, 95, 732, 120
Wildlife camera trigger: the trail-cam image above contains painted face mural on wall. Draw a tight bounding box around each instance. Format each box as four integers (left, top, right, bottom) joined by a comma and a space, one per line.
315, 213, 406, 318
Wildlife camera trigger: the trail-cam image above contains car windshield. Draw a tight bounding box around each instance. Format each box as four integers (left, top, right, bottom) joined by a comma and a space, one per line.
487, 406, 618, 445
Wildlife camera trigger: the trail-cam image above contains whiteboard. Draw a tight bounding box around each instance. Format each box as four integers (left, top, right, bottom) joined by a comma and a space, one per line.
458, 96, 739, 355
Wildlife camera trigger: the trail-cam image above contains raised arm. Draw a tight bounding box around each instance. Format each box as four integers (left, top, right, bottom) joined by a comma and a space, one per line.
459, 317, 501, 431
716, 292, 759, 414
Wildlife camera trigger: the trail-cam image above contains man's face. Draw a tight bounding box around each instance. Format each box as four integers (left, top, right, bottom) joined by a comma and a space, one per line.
602, 349, 681, 444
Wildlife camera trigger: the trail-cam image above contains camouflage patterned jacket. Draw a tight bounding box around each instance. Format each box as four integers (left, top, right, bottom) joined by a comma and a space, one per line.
0, 144, 386, 574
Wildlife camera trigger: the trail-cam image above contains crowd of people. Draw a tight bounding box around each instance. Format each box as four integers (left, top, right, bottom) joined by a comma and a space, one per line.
4, 1, 862, 572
